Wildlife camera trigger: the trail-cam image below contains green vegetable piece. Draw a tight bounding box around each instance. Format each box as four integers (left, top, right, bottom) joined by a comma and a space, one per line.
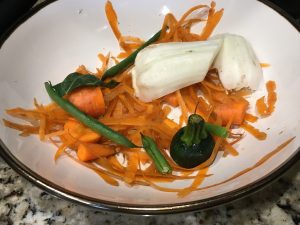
45, 82, 137, 148
101, 30, 162, 80
141, 133, 172, 174
170, 114, 215, 168
180, 114, 207, 146
53, 72, 119, 97
204, 122, 228, 138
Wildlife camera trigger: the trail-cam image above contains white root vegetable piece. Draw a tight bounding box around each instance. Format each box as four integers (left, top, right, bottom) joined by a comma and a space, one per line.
132, 39, 222, 102
212, 34, 263, 90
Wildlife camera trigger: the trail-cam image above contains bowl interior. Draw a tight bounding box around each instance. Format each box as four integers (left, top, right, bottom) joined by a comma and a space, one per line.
0, 0, 299, 207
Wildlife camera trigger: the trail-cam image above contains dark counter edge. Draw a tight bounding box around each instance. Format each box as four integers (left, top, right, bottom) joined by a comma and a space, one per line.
0, 0, 299, 216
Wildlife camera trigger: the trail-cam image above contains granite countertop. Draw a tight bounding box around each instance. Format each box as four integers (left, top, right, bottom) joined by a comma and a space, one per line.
0, 155, 299, 225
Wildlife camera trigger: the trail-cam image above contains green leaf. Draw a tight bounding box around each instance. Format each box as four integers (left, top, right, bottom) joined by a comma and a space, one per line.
53, 72, 119, 97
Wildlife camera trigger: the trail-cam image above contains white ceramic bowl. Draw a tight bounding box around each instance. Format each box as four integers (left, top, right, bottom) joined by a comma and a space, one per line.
0, 0, 299, 214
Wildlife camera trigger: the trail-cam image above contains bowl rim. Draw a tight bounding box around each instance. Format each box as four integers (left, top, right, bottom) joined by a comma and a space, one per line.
0, 0, 299, 215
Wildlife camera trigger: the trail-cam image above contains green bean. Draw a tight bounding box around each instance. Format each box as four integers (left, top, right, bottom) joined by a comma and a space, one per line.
45, 82, 138, 148
141, 133, 172, 174
101, 30, 162, 80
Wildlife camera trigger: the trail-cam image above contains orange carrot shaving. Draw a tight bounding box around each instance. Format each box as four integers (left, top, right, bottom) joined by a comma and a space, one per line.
223, 141, 239, 156
163, 92, 179, 107
160, 13, 178, 42
244, 113, 258, 123
177, 167, 209, 197
199, 2, 224, 40
256, 80, 277, 117
260, 63, 270, 68
266, 81, 277, 115
117, 51, 131, 59
76, 65, 92, 75
118, 94, 135, 114
105, 1, 121, 40
163, 118, 180, 131
105, 1, 144, 53
54, 141, 73, 161
93, 168, 119, 186
107, 155, 125, 172
201, 80, 225, 92
44, 130, 65, 140
176, 90, 188, 125
3, 119, 39, 135
97, 52, 110, 77
241, 122, 267, 140
256, 96, 268, 115
119, 36, 144, 50
124, 152, 139, 184
6, 108, 42, 123
178, 4, 208, 26
38, 114, 46, 141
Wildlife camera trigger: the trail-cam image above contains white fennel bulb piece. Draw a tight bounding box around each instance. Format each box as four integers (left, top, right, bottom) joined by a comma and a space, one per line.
212, 34, 263, 90
132, 39, 222, 102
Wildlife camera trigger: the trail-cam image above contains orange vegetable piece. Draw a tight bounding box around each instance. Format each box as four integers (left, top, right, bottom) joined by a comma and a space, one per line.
77, 143, 116, 162
199, 2, 224, 40
260, 63, 270, 68
124, 152, 139, 184
266, 80, 277, 115
68, 87, 105, 118
213, 95, 249, 125
256, 96, 268, 115
163, 92, 179, 107
244, 113, 258, 123
64, 119, 101, 142
256, 80, 277, 117
105, 1, 121, 40
241, 122, 267, 140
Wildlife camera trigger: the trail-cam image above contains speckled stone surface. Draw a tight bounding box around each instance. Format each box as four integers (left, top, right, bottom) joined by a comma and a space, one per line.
0, 156, 299, 225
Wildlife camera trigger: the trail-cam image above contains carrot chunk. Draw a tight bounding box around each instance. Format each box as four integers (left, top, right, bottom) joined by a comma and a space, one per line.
64, 119, 101, 142
77, 143, 115, 162
214, 95, 249, 125
68, 87, 105, 118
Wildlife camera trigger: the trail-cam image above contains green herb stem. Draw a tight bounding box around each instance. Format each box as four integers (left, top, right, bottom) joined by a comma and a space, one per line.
101, 30, 162, 80
180, 114, 206, 146
45, 82, 137, 148
141, 134, 172, 174
204, 123, 228, 138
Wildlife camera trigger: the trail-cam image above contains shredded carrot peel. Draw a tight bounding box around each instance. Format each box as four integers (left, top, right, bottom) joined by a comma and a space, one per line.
256, 80, 277, 117
244, 113, 258, 123
241, 122, 267, 140
260, 63, 270, 68
105, 1, 145, 55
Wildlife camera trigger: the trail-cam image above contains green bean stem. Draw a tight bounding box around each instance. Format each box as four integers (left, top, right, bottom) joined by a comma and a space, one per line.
204, 122, 228, 138
101, 30, 162, 80
180, 114, 207, 146
45, 82, 138, 148
141, 133, 172, 174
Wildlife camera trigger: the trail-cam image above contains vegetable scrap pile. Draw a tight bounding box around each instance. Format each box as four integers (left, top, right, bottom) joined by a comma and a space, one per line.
3, 1, 283, 197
